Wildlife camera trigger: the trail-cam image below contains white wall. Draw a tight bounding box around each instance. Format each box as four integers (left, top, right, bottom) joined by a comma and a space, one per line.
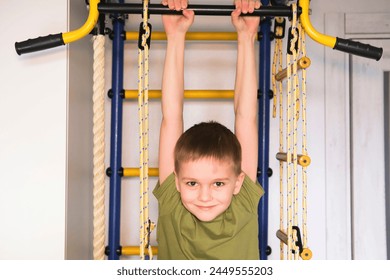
0, 0, 94, 260
0, 1, 68, 259
309, 0, 390, 260
66, 0, 94, 260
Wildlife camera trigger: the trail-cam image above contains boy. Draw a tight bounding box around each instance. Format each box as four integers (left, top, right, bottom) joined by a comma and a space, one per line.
153, 0, 264, 259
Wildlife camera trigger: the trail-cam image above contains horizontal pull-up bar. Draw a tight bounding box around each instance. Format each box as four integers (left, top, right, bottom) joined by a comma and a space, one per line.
98, 3, 297, 17
15, 2, 294, 55
15, 0, 383, 60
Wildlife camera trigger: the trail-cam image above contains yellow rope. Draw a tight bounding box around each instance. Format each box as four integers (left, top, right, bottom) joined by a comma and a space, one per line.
290, 4, 300, 260
275, 3, 311, 260
286, 26, 293, 261
300, 23, 309, 251
278, 37, 285, 260
283, 3, 301, 260
138, 0, 153, 260
272, 16, 285, 260
92, 34, 106, 260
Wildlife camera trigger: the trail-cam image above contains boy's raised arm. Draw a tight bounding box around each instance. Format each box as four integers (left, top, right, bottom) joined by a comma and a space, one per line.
232, 0, 261, 182
159, 3, 194, 184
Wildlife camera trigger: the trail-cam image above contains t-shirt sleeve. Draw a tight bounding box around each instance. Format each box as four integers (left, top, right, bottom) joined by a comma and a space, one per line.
234, 175, 264, 213
152, 172, 181, 216
153, 172, 175, 199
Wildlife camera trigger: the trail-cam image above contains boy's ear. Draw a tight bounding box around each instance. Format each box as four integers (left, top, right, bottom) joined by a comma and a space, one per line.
233, 172, 245, 195
174, 171, 181, 192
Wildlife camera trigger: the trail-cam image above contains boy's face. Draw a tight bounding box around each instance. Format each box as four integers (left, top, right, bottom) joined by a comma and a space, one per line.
174, 157, 245, 222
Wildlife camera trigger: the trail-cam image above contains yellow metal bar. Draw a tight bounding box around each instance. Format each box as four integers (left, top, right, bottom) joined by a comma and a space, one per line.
276, 152, 311, 167
126, 31, 240, 41
124, 90, 234, 99
299, 0, 336, 48
63, 0, 100, 44
122, 246, 158, 256
123, 168, 159, 177
125, 90, 162, 99
275, 57, 311, 82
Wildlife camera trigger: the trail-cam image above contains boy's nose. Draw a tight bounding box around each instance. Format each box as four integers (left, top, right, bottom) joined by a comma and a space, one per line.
198, 185, 212, 202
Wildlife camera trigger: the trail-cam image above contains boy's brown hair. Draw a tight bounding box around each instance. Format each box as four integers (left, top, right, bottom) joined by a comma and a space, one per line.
174, 121, 242, 175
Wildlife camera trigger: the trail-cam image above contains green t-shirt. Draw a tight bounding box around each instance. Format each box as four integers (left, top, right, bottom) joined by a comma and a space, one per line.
153, 173, 264, 260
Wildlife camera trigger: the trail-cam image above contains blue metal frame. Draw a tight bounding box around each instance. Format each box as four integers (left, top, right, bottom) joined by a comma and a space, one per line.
108, 3, 125, 260
257, 0, 271, 260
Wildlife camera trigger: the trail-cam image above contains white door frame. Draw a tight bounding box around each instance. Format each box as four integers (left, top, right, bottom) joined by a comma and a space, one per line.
324, 12, 390, 259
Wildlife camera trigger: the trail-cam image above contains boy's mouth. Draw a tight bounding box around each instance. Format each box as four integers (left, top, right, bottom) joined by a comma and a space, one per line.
196, 205, 216, 211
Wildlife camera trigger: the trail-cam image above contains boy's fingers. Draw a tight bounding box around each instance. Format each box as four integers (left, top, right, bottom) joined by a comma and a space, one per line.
181, 0, 188, 9
231, 7, 241, 16
173, 0, 181, 11
255, 0, 261, 9
248, 0, 256, 13
164, 0, 188, 11
234, 0, 242, 11
182, 9, 190, 16
241, 0, 249, 14
165, 0, 180, 11
175, 0, 185, 11
182, 8, 194, 20
167, 0, 175, 10
231, 7, 242, 24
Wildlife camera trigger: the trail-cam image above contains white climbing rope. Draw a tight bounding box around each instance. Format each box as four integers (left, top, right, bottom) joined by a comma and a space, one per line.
92, 34, 106, 260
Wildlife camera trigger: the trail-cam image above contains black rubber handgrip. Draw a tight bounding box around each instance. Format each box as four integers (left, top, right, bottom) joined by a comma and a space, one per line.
15, 33, 64, 55
334, 37, 383, 61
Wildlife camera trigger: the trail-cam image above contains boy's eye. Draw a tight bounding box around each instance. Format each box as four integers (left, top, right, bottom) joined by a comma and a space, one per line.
186, 181, 197, 187
214, 182, 225, 187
